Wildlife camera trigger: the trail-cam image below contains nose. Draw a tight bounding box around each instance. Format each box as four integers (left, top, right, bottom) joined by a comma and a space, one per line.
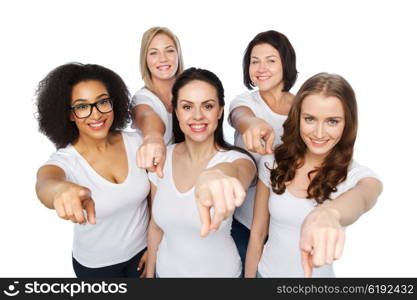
257, 61, 268, 72
314, 122, 324, 138
90, 105, 102, 120
193, 107, 203, 120
160, 52, 168, 62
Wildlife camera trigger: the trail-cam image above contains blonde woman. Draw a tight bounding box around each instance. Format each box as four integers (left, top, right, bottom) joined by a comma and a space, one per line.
133, 27, 184, 177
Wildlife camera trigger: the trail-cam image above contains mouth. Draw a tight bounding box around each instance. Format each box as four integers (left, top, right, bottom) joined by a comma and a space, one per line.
189, 123, 208, 133
256, 75, 271, 81
157, 64, 171, 71
88, 120, 106, 130
310, 138, 329, 147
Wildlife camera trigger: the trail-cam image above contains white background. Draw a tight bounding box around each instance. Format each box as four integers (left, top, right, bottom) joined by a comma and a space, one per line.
0, 0, 416, 277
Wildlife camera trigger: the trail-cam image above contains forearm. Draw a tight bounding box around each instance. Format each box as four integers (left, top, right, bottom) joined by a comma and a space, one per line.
207, 161, 255, 190
146, 218, 163, 277
326, 178, 382, 226
133, 106, 165, 140
230, 107, 258, 134
36, 166, 66, 209
245, 233, 267, 277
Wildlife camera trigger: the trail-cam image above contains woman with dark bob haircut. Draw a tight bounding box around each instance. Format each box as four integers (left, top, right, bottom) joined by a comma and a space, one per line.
245, 73, 382, 277
146, 68, 256, 277
35, 63, 150, 278
228, 30, 298, 268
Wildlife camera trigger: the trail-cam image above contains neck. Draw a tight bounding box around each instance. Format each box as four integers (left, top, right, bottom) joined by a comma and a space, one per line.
151, 77, 176, 111
74, 132, 114, 153
260, 84, 289, 108
181, 135, 218, 163
303, 150, 326, 169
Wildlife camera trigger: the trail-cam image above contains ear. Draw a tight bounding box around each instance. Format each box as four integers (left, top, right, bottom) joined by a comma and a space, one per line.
218, 107, 224, 120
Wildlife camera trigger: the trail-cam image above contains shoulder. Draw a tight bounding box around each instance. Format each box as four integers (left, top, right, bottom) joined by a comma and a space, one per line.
132, 88, 162, 107
43, 145, 76, 174
215, 148, 253, 165
347, 161, 378, 181
229, 90, 259, 111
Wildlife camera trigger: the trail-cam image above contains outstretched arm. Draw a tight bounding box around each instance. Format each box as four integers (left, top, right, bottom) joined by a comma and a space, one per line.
195, 158, 256, 237
300, 177, 383, 277
36, 165, 96, 224
230, 106, 275, 154
134, 104, 167, 178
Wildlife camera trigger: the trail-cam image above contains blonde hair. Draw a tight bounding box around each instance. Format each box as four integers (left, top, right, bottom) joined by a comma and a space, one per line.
140, 27, 184, 92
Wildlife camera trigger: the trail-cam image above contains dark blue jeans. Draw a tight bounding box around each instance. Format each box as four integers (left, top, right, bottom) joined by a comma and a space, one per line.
72, 248, 147, 278
231, 217, 250, 273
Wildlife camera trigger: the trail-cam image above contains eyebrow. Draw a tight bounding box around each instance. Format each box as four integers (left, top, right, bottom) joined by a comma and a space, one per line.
302, 113, 344, 119
148, 45, 176, 51
179, 99, 217, 104
72, 93, 109, 104
250, 55, 279, 59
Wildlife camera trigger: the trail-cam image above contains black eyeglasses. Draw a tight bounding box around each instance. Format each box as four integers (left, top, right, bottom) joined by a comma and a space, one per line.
70, 98, 113, 119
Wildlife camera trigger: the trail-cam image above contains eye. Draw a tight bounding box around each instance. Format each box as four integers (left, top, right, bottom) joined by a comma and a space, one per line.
204, 103, 214, 110
304, 116, 314, 123
250, 60, 259, 65
74, 104, 89, 111
267, 59, 276, 63
167, 49, 176, 53
327, 119, 339, 126
182, 104, 191, 110
149, 51, 157, 56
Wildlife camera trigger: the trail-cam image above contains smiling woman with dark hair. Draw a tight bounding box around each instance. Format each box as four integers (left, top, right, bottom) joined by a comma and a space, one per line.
35, 63, 150, 278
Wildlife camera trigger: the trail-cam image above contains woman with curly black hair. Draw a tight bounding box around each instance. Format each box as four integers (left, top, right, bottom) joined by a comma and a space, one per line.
35, 63, 150, 278
245, 73, 383, 277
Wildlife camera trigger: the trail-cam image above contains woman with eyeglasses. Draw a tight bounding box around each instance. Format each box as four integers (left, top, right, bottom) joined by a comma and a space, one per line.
35, 63, 150, 278
133, 27, 184, 178
146, 68, 256, 277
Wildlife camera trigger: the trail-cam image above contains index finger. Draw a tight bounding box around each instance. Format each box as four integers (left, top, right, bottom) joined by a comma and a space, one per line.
301, 250, 313, 278
198, 204, 211, 238
264, 130, 275, 154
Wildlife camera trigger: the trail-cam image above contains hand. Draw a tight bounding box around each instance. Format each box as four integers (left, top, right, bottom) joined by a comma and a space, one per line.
299, 203, 345, 277
137, 250, 147, 278
242, 118, 275, 155
52, 182, 96, 225
195, 169, 246, 237
136, 135, 166, 178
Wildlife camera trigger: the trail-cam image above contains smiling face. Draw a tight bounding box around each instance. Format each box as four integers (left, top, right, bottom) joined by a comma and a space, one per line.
300, 93, 345, 159
175, 80, 223, 143
146, 33, 179, 81
70, 80, 114, 141
249, 43, 284, 93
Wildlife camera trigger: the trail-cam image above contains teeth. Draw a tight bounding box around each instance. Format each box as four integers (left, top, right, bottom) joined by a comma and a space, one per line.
257, 76, 270, 80
190, 124, 206, 129
158, 65, 170, 70
312, 140, 327, 144
89, 121, 104, 127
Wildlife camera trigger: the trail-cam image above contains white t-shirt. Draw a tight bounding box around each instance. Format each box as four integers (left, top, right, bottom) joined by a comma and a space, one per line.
44, 131, 150, 268
148, 144, 254, 277
132, 87, 173, 145
228, 90, 287, 228
257, 154, 378, 277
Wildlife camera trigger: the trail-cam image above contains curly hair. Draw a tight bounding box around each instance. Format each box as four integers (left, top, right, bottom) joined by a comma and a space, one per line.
243, 30, 298, 92
36, 63, 131, 149
270, 72, 358, 203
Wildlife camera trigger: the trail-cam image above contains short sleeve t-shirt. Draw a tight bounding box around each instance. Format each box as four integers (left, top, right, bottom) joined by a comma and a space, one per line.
149, 144, 255, 277
257, 154, 378, 277
44, 131, 150, 268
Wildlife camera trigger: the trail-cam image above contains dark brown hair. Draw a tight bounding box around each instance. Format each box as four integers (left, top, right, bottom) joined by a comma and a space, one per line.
270, 72, 358, 203
243, 30, 297, 92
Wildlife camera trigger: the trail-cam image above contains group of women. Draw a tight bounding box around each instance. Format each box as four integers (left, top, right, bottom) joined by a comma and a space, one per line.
35, 27, 382, 278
